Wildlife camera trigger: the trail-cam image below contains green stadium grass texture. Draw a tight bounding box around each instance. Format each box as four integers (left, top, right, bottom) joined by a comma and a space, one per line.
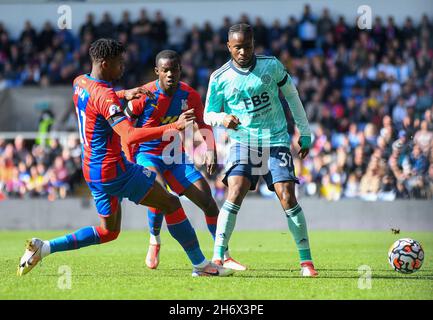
1, 231, 432, 299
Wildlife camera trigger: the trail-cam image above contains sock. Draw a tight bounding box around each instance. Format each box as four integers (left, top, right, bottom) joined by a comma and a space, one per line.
206, 214, 232, 258
213, 201, 240, 261
165, 207, 206, 267
41, 241, 51, 258
224, 249, 231, 260
205, 215, 218, 240
148, 207, 164, 237
49, 226, 101, 253
149, 234, 161, 245
285, 204, 312, 263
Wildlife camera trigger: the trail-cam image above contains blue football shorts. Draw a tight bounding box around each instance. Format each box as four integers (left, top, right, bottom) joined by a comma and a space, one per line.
222, 143, 299, 191
87, 161, 156, 217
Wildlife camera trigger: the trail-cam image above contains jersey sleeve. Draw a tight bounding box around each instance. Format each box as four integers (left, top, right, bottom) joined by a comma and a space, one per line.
205, 73, 224, 114
125, 96, 147, 120
273, 57, 290, 87
96, 89, 126, 127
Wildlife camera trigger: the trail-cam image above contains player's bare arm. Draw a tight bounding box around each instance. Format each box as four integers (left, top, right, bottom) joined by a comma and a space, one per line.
112, 109, 195, 146
116, 86, 156, 101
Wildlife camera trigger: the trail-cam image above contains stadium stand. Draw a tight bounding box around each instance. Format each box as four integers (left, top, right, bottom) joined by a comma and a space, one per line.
0, 5, 432, 200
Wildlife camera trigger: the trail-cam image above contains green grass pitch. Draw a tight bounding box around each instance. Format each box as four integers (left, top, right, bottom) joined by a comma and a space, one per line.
1, 230, 432, 300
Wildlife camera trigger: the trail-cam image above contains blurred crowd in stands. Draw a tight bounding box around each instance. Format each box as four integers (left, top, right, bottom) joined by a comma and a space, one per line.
0, 5, 432, 200
0, 135, 82, 200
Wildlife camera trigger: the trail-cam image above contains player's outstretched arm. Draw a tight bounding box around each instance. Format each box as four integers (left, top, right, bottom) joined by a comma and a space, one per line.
280, 80, 311, 159
112, 109, 195, 146
116, 86, 156, 101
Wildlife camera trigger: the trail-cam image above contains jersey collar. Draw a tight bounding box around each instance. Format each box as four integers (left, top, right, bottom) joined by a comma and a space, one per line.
229, 55, 257, 75
85, 74, 112, 86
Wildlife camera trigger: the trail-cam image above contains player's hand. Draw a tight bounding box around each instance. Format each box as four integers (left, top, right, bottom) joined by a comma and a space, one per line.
205, 149, 218, 175
298, 135, 311, 160
123, 87, 156, 101
175, 109, 196, 130
223, 115, 240, 130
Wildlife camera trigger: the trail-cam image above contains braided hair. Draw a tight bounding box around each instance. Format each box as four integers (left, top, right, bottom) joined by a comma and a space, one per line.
89, 38, 125, 62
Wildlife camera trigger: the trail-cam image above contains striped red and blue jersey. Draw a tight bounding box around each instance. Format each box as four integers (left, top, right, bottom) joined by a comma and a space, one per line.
72, 74, 127, 183
126, 80, 211, 156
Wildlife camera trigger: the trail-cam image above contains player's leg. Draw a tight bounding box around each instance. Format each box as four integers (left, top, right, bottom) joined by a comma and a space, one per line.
139, 180, 233, 276
212, 171, 252, 264
267, 147, 317, 276
164, 161, 219, 240
144, 166, 165, 269
273, 181, 317, 276
182, 177, 247, 271
182, 179, 219, 238
135, 151, 166, 268
18, 193, 122, 276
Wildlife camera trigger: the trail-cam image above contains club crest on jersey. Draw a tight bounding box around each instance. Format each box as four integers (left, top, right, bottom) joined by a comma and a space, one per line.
181, 99, 188, 111
142, 168, 152, 178
232, 88, 240, 96
261, 74, 271, 85
109, 104, 121, 116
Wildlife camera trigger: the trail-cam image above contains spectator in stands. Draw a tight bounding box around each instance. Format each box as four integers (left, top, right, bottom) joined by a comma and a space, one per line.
168, 17, 188, 53
359, 156, 384, 201
319, 174, 341, 201
151, 11, 168, 53
26, 165, 46, 197
13, 135, 30, 165
117, 11, 133, 40
343, 173, 360, 199
80, 13, 96, 40
414, 120, 433, 155
97, 12, 116, 39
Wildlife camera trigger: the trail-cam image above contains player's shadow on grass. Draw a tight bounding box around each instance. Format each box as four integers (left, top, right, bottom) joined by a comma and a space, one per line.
36, 271, 433, 280
167, 267, 433, 279
266, 268, 433, 272
238, 269, 433, 280
235, 274, 433, 280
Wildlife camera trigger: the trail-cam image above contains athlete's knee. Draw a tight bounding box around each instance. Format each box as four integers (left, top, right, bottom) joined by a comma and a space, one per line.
277, 185, 297, 207
227, 185, 248, 203
163, 194, 182, 213
95, 226, 120, 243
201, 198, 219, 217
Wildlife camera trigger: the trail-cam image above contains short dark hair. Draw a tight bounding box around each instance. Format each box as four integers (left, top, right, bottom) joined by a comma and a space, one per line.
228, 23, 254, 39
155, 50, 181, 66
89, 38, 125, 62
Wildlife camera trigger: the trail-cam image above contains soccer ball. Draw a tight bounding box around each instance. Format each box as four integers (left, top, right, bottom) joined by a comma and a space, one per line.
388, 238, 424, 274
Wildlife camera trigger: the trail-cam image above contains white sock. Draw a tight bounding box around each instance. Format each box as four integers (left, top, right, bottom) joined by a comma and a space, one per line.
224, 249, 231, 260
41, 241, 51, 258
193, 259, 209, 269
149, 234, 161, 245
212, 201, 240, 261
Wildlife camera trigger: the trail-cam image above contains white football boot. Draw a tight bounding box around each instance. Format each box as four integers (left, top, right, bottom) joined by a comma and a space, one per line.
17, 238, 44, 276
192, 261, 234, 277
